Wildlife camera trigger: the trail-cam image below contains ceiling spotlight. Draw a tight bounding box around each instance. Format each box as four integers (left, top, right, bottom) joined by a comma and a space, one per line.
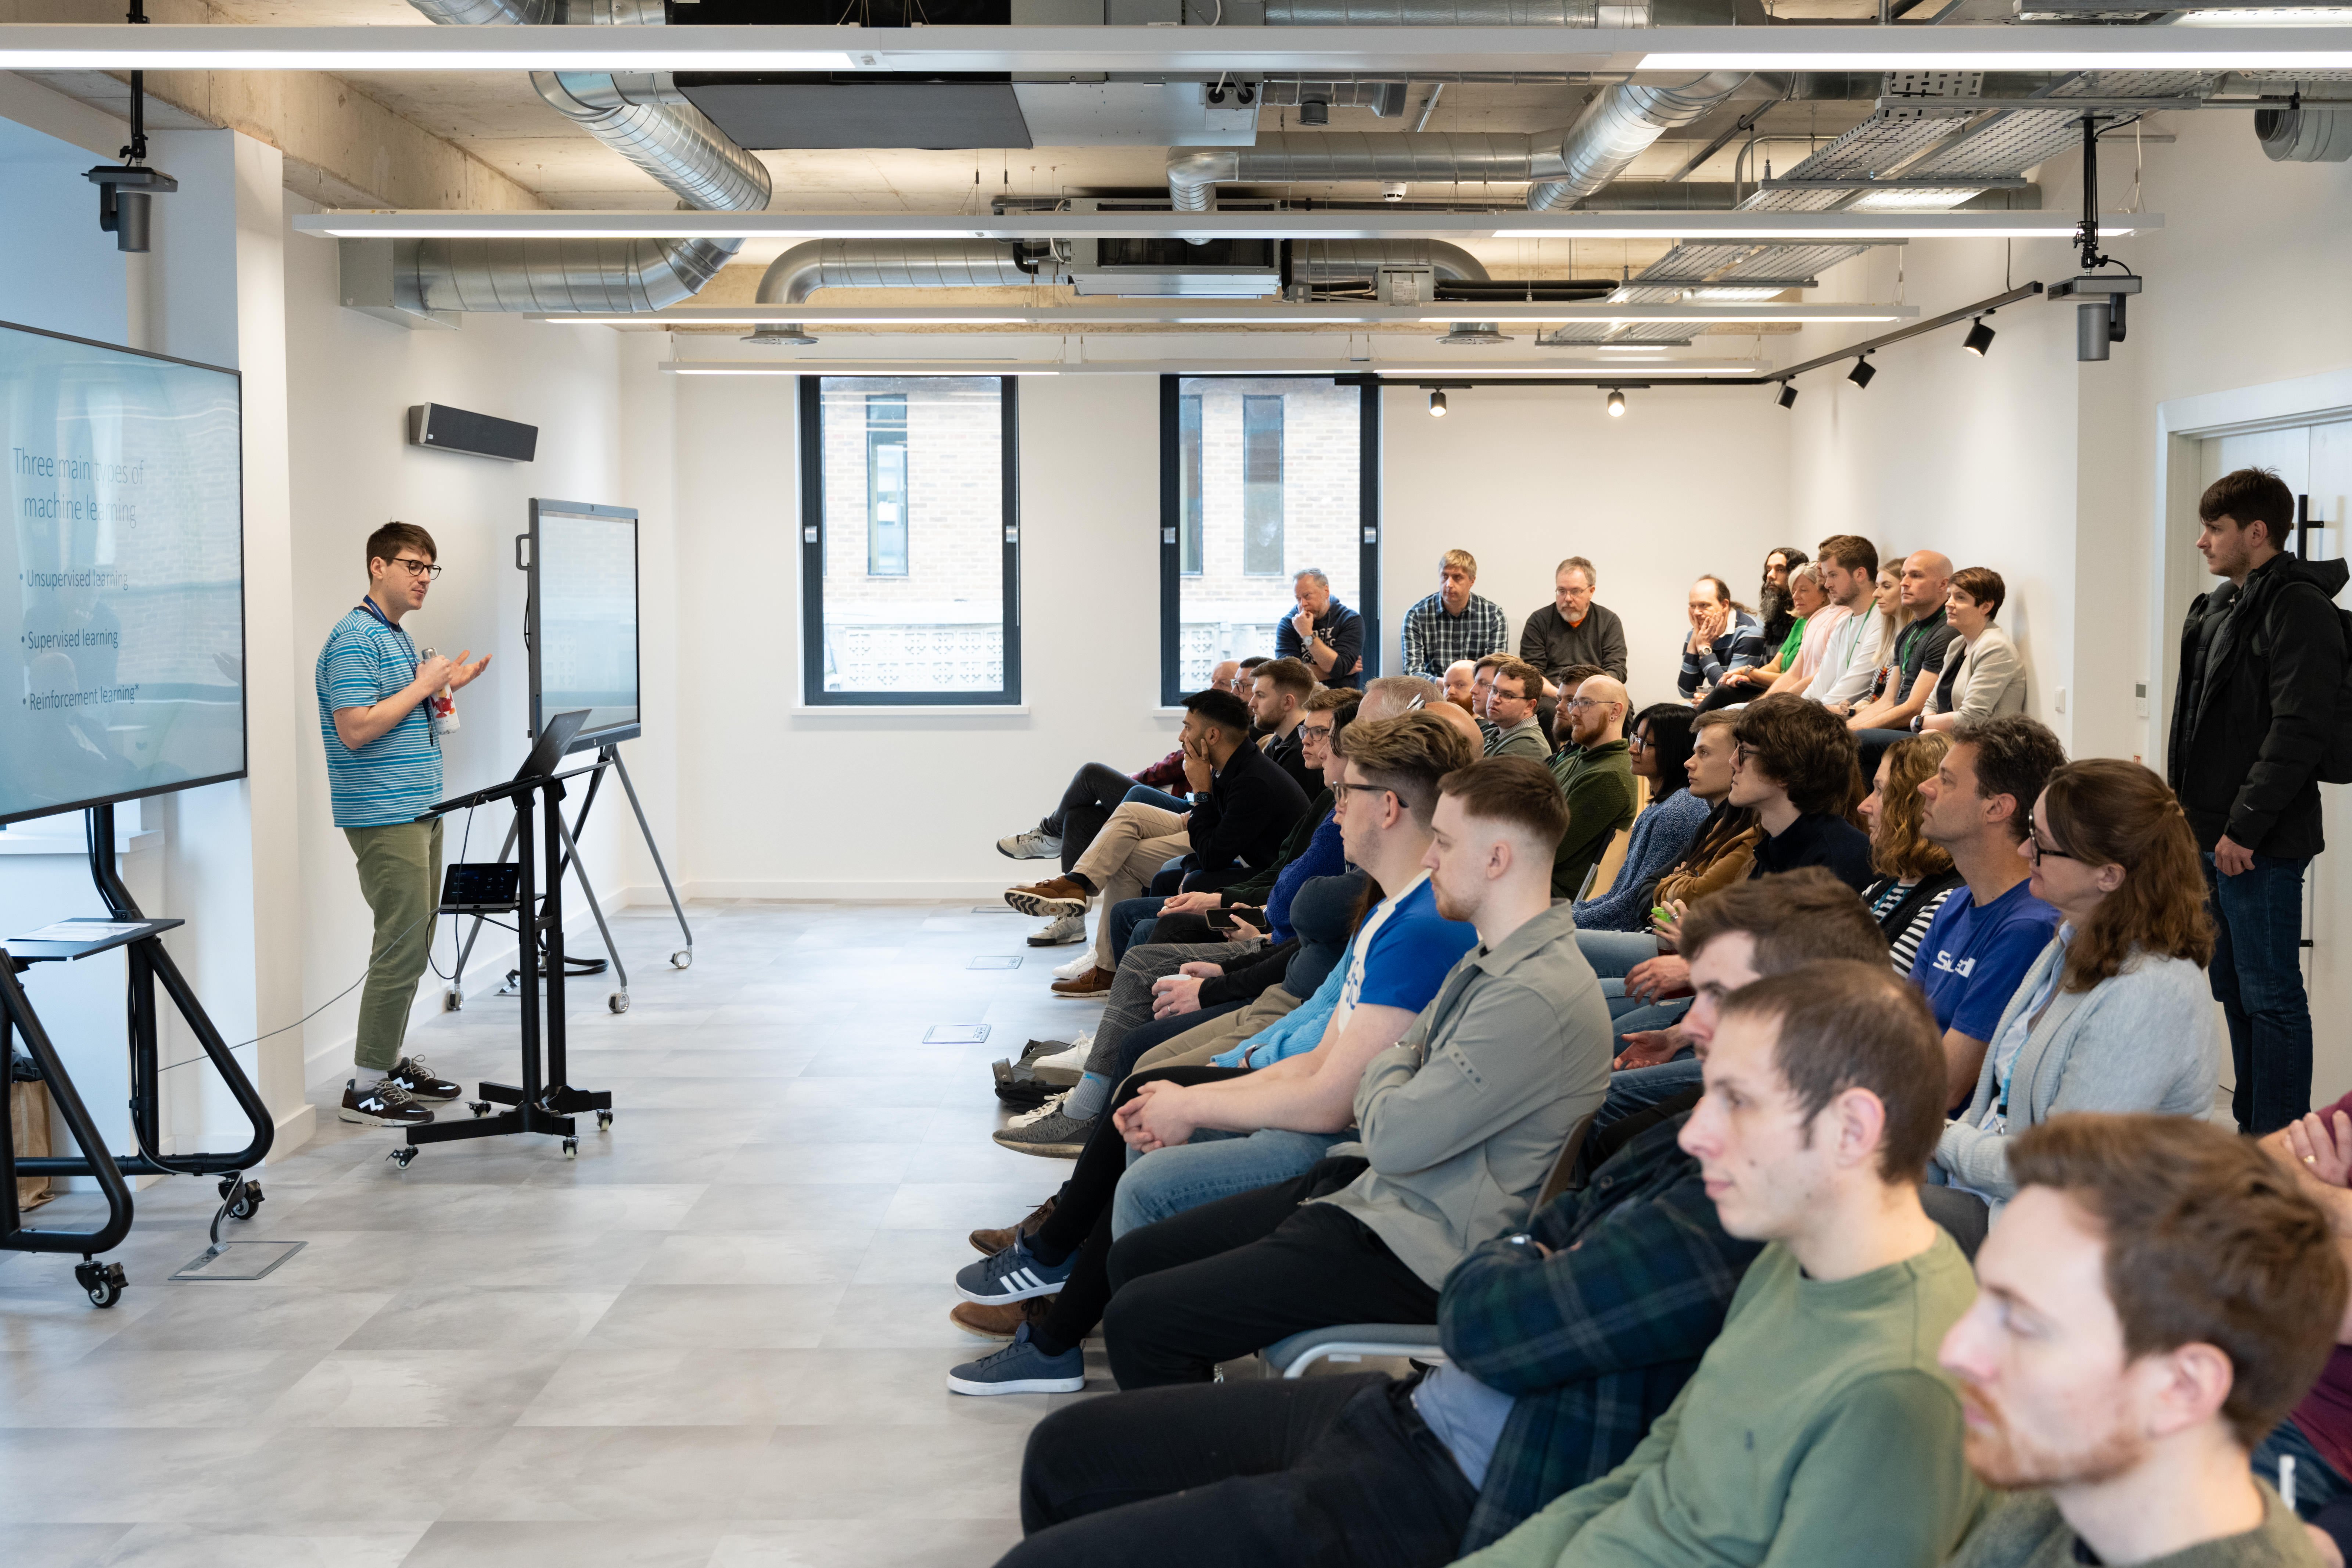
1847, 356, 1877, 389
1963, 316, 1996, 356
1429, 390, 1448, 417
1605, 389, 1626, 418
1775, 382, 1798, 409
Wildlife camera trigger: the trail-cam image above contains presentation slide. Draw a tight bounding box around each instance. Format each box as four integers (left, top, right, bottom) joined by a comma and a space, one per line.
1, 319, 245, 828
530, 501, 639, 750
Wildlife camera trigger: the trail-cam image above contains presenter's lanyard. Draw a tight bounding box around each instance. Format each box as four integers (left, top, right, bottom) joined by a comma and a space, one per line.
355, 598, 435, 747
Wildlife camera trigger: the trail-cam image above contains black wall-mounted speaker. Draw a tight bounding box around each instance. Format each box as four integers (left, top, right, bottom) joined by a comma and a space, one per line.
407, 403, 539, 463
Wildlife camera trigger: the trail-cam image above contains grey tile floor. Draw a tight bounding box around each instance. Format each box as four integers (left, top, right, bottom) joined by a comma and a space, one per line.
0, 901, 1106, 1568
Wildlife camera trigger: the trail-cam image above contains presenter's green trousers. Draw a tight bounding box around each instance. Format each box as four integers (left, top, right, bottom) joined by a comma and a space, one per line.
344, 818, 442, 1074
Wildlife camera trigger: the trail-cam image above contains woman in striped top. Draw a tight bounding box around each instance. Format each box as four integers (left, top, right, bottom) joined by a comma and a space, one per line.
1857, 732, 1965, 973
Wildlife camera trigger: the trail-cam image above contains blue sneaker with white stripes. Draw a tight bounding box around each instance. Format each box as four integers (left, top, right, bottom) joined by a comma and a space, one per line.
955, 1234, 1075, 1305
946, 1322, 1085, 1396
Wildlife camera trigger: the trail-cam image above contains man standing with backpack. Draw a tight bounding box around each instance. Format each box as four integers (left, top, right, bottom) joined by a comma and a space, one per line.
2169, 467, 2350, 1135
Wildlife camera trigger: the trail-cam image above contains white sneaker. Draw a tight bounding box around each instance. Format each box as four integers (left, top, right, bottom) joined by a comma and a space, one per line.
1033, 1040, 1091, 1074
1051, 951, 1097, 981
997, 827, 1063, 861
1027, 912, 1086, 948
1004, 1091, 1069, 1129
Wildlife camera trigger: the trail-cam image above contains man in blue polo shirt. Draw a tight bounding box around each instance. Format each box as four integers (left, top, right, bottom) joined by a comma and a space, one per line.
314, 522, 491, 1129
1911, 715, 2067, 1112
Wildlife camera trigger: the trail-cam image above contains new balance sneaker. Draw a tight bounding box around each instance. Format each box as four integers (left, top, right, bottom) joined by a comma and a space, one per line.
970, 1193, 1059, 1256
1050, 950, 1097, 981
386, 1055, 462, 1101
996, 826, 1063, 861
956, 1235, 1077, 1304
992, 1107, 1096, 1159
946, 1322, 1084, 1396
1005, 878, 1089, 919
338, 1076, 435, 1128
1026, 912, 1086, 948
950, 1296, 1056, 1341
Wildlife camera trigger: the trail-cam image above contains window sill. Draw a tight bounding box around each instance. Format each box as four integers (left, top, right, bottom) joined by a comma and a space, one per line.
791, 704, 1031, 717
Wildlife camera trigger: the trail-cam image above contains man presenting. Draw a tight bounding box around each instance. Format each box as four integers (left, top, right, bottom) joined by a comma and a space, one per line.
315, 523, 488, 1128
1519, 556, 1628, 693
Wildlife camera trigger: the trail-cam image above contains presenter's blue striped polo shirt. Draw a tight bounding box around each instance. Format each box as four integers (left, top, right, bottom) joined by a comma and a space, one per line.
316, 604, 441, 828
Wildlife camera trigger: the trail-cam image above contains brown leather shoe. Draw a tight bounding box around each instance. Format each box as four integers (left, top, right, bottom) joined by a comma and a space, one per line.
1049, 966, 1114, 998
970, 1194, 1058, 1256
950, 1296, 1056, 1340
1005, 878, 1089, 918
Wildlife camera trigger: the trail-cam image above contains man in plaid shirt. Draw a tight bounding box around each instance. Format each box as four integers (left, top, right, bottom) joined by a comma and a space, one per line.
1002, 872, 1892, 1568
1401, 549, 1511, 679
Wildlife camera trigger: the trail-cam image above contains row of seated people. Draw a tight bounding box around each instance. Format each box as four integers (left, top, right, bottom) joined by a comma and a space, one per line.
945, 722, 2352, 1565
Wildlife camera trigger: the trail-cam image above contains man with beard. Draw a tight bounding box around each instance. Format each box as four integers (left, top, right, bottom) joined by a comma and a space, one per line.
1548, 672, 1637, 901
1757, 545, 1810, 653
1939, 1113, 2345, 1567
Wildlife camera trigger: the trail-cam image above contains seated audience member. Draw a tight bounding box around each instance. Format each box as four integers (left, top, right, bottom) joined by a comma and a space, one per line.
1728, 695, 1873, 887
1850, 550, 1957, 765
1519, 555, 1629, 693
1444, 659, 1478, 712
1483, 658, 1550, 760
1572, 704, 1708, 933
1942, 1113, 2345, 1568
1706, 559, 1836, 708
1403, 549, 1512, 680
1930, 761, 2224, 1244
1755, 544, 1810, 654
1920, 568, 2028, 732
1833, 558, 1908, 717
1368, 672, 1444, 715
1677, 574, 1767, 704
1802, 535, 1888, 709
1469, 656, 1506, 748
1248, 656, 1320, 797
947, 715, 1479, 1395
1859, 733, 1965, 973
1006, 688, 1308, 996
1453, 961, 1982, 1568
1274, 567, 1364, 689
1548, 674, 1638, 902
998, 872, 1892, 1568
1100, 756, 1609, 1389
1913, 715, 2068, 1109
2258, 1104, 2352, 1565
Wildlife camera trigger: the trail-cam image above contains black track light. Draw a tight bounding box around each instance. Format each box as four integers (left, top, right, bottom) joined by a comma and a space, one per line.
1605, 389, 1626, 418
1963, 316, 1996, 356
1775, 383, 1798, 410
1428, 389, 1448, 417
1847, 356, 1877, 389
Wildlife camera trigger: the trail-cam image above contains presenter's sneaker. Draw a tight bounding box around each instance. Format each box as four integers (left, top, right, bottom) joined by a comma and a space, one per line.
996, 826, 1062, 861
969, 1193, 1059, 1256
992, 1108, 1096, 1159
1005, 878, 1089, 919
1049, 967, 1115, 998
956, 1235, 1078, 1304
387, 1055, 463, 1101
1026, 913, 1086, 947
949, 1296, 1056, 1341
338, 1076, 435, 1128
946, 1322, 1084, 1396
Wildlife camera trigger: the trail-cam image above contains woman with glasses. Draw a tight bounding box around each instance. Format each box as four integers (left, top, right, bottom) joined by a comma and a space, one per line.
1925, 759, 2222, 1243
1857, 733, 1964, 974
1571, 704, 1709, 933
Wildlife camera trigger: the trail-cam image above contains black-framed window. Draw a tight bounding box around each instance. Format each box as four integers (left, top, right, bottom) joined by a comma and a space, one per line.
800, 374, 1020, 705
1159, 375, 1379, 705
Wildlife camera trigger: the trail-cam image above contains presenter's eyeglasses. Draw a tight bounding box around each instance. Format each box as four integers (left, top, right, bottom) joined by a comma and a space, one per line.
391, 556, 444, 580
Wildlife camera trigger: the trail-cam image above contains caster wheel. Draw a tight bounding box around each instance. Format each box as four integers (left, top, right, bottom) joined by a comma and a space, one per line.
596, 1110, 613, 1133
445, 986, 463, 1012
609, 992, 630, 1015
75, 1261, 126, 1309
671, 950, 692, 970
386, 1147, 417, 1169
468, 1100, 491, 1118
561, 1137, 579, 1160
228, 1183, 263, 1221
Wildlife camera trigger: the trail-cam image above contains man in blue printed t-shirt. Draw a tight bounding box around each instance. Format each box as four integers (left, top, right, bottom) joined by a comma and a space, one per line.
1910, 715, 2067, 1115
314, 522, 491, 1129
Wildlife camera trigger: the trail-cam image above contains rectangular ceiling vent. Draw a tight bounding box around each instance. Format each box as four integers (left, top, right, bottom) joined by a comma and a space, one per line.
1064, 238, 1283, 298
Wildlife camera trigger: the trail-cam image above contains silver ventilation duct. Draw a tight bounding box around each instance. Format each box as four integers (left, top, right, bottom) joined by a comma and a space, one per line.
2258, 107, 2352, 162
379, 0, 773, 316
1526, 71, 1751, 209
747, 240, 1059, 344
1288, 240, 1490, 284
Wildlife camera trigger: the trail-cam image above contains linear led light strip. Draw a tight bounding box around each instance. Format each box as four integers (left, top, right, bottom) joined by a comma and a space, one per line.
305, 216, 2154, 241
664, 362, 1769, 375
542, 313, 1908, 327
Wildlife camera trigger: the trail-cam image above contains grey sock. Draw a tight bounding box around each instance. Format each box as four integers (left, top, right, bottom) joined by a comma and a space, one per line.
1062, 1072, 1111, 1122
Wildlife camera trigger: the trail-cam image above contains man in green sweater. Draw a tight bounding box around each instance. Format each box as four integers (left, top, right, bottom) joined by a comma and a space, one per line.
1939, 1113, 2346, 1568
1547, 672, 1637, 901
1460, 959, 1982, 1568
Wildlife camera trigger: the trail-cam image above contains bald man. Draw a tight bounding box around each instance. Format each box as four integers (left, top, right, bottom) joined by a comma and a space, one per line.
1442, 660, 1477, 714
1424, 697, 1488, 756
1547, 673, 1640, 900
1848, 551, 1958, 771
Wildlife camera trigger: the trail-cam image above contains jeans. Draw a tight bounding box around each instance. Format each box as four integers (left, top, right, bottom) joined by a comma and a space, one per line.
1595, 1051, 1702, 1132
1006, 1371, 1476, 1568
1609, 996, 1694, 1042
1124, 785, 1192, 813
1576, 929, 1665, 980
1111, 1126, 1346, 1239
1106, 1004, 1246, 1083
1107, 896, 1167, 966
2204, 851, 2315, 1134
1853, 728, 1911, 779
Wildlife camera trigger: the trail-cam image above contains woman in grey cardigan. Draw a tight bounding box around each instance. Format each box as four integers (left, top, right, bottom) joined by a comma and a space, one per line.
1931, 759, 2221, 1228
1921, 566, 2028, 732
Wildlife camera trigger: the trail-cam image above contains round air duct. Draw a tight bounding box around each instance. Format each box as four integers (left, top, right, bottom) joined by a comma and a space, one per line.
2257, 108, 2352, 163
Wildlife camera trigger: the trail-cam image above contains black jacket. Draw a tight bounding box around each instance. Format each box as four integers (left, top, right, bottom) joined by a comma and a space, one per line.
1274, 598, 1365, 689
1188, 738, 1312, 872
2168, 552, 2349, 860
